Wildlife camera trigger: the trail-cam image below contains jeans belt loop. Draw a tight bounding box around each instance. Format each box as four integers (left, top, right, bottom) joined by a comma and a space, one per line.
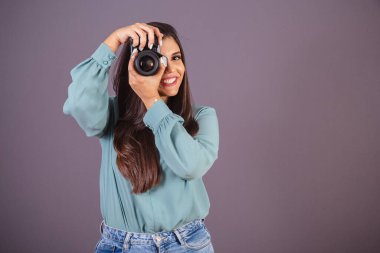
173, 228, 185, 246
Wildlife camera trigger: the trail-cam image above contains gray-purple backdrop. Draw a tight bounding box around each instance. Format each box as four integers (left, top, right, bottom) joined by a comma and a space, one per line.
1, 0, 379, 252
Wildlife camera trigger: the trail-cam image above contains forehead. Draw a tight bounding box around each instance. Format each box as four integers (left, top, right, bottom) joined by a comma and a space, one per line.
160, 36, 181, 55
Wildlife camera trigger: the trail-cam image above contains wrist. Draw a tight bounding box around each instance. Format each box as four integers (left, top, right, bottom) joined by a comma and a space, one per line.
143, 96, 162, 110
103, 33, 121, 53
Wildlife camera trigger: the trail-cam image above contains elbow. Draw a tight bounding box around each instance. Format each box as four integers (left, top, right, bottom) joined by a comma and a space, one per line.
63, 96, 84, 116
81, 116, 108, 138
182, 165, 212, 180
63, 98, 73, 116
182, 170, 207, 181
62, 101, 108, 138
181, 153, 218, 180
84, 128, 105, 138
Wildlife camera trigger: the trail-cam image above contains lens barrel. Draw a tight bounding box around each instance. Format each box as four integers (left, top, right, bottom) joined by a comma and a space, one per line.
130, 35, 163, 76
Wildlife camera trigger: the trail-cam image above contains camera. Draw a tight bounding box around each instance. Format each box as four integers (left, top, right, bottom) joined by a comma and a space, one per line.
128, 35, 166, 76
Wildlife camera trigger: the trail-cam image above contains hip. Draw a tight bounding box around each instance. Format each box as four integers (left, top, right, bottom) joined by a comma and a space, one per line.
94, 218, 214, 253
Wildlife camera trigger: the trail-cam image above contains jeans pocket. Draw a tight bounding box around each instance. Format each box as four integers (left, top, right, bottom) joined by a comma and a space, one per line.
94, 238, 116, 253
181, 224, 212, 250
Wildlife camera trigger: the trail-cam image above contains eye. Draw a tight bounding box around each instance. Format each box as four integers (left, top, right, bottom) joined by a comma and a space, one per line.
173, 55, 182, 60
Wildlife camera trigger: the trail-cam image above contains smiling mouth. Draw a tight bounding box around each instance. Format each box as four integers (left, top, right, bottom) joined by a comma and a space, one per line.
160, 77, 178, 86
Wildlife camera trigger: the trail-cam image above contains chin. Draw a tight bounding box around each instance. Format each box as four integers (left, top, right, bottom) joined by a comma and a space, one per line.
158, 84, 181, 97
159, 92, 178, 98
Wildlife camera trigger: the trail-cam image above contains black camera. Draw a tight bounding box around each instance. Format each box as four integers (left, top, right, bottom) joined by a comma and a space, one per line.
128, 35, 165, 76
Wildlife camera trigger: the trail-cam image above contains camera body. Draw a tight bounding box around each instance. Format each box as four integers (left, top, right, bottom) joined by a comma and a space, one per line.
128, 35, 165, 76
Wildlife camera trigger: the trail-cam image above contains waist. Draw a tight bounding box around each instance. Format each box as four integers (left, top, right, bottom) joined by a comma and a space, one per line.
99, 218, 206, 246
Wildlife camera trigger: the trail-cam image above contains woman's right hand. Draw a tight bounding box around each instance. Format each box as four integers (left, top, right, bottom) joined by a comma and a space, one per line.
104, 22, 164, 53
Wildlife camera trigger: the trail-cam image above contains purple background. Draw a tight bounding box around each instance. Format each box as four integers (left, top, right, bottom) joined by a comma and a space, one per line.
1, 0, 379, 252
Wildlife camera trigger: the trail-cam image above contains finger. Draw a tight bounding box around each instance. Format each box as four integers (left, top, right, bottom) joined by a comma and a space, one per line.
128, 48, 138, 77
127, 31, 140, 48
132, 24, 147, 51
149, 26, 164, 46
158, 56, 168, 75
136, 23, 155, 49
146, 25, 164, 47
152, 26, 164, 46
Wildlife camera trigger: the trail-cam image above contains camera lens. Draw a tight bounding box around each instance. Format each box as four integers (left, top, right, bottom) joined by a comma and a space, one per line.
139, 55, 155, 72
131, 37, 163, 76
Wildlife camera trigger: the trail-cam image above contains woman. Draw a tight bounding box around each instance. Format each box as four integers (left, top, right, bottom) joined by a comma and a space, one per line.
63, 22, 219, 253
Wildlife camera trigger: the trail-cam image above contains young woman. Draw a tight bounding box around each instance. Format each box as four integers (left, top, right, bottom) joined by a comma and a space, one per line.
63, 21, 219, 253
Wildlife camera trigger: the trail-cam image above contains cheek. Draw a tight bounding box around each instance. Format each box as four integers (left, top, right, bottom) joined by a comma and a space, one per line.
179, 68, 185, 80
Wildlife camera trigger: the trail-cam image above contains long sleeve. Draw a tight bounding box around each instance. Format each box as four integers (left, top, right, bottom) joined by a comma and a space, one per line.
143, 99, 219, 180
63, 43, 118, 138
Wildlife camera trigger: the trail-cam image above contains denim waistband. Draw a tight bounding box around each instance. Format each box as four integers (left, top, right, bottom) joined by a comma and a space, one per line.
99, 218, 206, 250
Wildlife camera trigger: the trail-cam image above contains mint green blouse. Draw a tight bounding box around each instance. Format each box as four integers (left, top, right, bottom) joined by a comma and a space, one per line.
63, 42, 219, 233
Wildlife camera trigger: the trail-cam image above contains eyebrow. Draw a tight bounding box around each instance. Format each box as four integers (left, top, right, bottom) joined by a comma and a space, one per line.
171, 51, 181, 55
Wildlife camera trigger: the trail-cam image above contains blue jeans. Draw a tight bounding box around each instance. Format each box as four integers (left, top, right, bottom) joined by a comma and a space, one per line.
94, 218, 215, 253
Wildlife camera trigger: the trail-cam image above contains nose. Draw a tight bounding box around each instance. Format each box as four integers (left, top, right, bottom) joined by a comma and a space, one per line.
164, 61, 172, 72
163, 57, 175, 70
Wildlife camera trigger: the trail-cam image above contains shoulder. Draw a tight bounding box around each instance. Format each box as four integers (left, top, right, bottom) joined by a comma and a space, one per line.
192, 104, 217, 120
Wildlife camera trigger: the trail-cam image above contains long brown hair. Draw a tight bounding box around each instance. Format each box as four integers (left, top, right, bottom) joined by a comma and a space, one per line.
111, 22, 199, 194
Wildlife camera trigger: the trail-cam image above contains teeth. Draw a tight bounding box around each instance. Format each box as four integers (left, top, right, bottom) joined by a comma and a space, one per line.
163, 78, 176, 84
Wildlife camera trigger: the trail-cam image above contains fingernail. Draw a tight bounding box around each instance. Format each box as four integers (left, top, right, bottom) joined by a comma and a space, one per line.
132, 48, 137, 56
139, 46, 144, 51
159, 39, 163, 46
149, 43, 153, 49
160, 56, 167, 67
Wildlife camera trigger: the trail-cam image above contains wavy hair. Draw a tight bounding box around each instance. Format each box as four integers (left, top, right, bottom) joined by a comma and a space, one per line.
111, 22, 199, 194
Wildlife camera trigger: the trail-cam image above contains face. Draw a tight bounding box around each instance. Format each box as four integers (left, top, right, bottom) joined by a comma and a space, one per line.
157, 36, 185, 103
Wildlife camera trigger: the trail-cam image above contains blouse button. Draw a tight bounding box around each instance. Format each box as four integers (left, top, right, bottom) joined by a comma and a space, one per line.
109, 55, 115, 60
103, 60, 108, 65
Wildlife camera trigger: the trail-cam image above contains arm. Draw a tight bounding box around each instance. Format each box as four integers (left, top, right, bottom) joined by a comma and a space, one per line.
143, 99, 219, 180
62, 42, 118, 138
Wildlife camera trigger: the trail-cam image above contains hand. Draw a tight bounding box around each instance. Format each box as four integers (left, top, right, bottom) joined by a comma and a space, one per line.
128, 48, 168, 107
104, 22, 164, 53
114, 22, 164, 50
